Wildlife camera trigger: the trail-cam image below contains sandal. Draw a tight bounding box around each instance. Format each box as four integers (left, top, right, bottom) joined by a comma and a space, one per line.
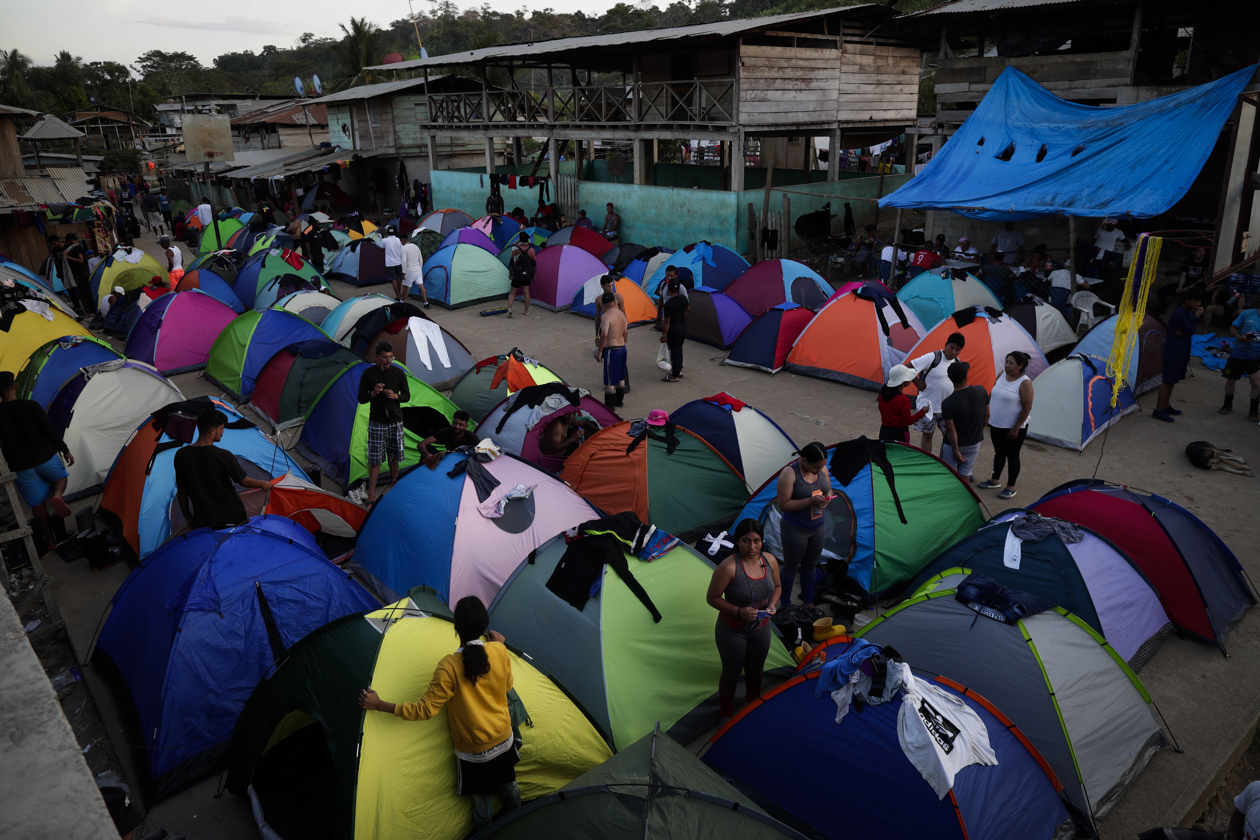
661, 376, 679, 383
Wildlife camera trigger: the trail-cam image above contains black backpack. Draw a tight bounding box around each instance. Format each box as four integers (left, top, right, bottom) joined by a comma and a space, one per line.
510, 244, 536, 282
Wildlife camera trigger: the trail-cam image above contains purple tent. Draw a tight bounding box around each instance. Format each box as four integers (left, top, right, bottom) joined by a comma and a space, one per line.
656, 286, 752, 349
124, 290, 240, 375
531, 245, 608, 310
438, 227, 499, 256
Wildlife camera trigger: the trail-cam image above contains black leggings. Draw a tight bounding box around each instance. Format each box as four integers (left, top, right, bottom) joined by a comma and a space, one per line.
989, 426, 1028, 486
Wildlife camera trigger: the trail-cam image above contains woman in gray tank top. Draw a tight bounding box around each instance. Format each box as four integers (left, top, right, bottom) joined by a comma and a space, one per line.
706, 519, 782, 721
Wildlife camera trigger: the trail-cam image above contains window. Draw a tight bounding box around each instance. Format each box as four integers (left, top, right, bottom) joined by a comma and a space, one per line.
368, 100, 381, 127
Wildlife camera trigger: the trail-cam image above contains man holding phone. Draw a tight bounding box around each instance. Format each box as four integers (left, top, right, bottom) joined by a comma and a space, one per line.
358, 341, 410, 502
1220, 296, 1260, 421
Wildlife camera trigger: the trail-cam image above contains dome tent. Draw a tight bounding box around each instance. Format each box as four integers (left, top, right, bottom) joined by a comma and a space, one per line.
276, 290, 342, 326
560, 419, 749, 541
295, 362, 462, 489
905, 305, 1049, 394
449, 351, 564, 423
599, 242, 647, 273
489, 530, 795, 750
173, 267, 245, 312
723, 258, 831, 318
422, 243, 512, 308
472, 213, 522, 249
785, 284, 928, 390
99, 397, 309, 559
531, 244, 608, 310
473, 726, 809, 840
364, 315, 475, 391
124, 290, 240, 375
544, 225, 610, 258
320, 294, 398, 345
205, 309, 329, 401
495, 227, 550, 266
910, 509, 1172, 668
657, 286, 752, 349
416, 208, 474, 236
1027, 354, 1137, 451
621, 246, 674, 287
235, 251, 333, 310
568, 275, 658, 325
1031, 481, 1255, 652
327, 238, 388, 286
88, 250, 168, 307
196, 216, 246, 254
17, 335, 122, 409
735, 438, 985, 595
1004, 297, 1077, 355
89, 516, 378, 802
1073, 312, 1167, 395
438, 226, 498, 256
642, 242, 748, 296
723, 303, 815, 375
896, 268, 1001, 329
250, 340, 364, 431
335, 299, 427, 357
354, 451, 595, 605
705, 656, 1071, 840
670, 393, 797, 493
253, 472, 369, 549
858, 585, 1169, 833
184, 252, 241, 286
480, 383, 621, 472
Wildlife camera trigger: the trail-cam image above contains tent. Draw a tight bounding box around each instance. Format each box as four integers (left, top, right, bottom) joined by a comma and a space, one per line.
342, 218, 378, 241
295, 361, 462, 488
275, 290, 342, 326
785, 284, 928, 390
735, 439, 985, 595
354, 452, 595, 604
225, 591, 612, 840
480, 384, 621, 472
1031, 481, 1255, 651
89, 251, 168, 306
858, 587, 1168, 831
251, 472, 369, 551
658, 286, 752, 349
246, 230, 295, 256
234, 251, 331, 309
321, 228, 353, 261
205, 309, 329, 400
327, 239, 388, 286
438, 226, 498, 256
600, 242, 647, 273
1027, 354, 1137, 451
250, 340, 364, 431
17, 335, 122, 409
879, 64, 1257, 221
569, 275, 657, 324
1004, 298, 1077, 354
184, 251, 241, 285
826, 278, 892, 303
490, 532, 795, 750
495, 227, 550, 266
560, 419, 749, 541
124, 290, 240, 375
670, 394, 797, 493
642, 242, 748, 296
173, 268, 244, 312
472, 214, 522, 249
321, 294, 397, 344
365, 316, 474, 390
474, 726, 808, 840
416, 208, 474, 236
0, 260, 73, 308
905, 306, 1049, 393
705, 659, 1071, 840
99, 397, 308, 559
896, 269, 1002, 330
1073, 312, 1167, 394
197, 217, 246, 254
47, 360, 184, 498
449, 352, 565, 423
622, 247, 674, 287
531, 245, 609, 310
909, 510, 1172, 668
302, 182, 354, 210
723, 304, 815, 374
412, 228, 447, 263
545, 225, 612, 258
333, 299, 426, 357
422, 243, 512, 308
0, 304, 92, 375
723, 259, 832, 318
90, 516, 377, 801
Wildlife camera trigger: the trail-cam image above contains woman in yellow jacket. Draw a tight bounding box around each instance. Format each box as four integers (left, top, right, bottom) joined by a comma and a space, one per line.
359, 596, 521, 828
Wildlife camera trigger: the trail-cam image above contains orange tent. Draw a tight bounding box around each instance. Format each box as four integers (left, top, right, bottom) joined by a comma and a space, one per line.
568, 275, 657, 325
243, 473, 367, 543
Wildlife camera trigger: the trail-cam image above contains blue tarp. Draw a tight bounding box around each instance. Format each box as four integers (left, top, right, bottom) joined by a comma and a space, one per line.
881, 65, 1256, 221
1192, 334, 1233, 371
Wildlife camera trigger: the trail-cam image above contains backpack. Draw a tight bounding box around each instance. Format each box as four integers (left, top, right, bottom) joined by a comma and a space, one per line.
510, 244, 535, 282
912, 350, 943, 392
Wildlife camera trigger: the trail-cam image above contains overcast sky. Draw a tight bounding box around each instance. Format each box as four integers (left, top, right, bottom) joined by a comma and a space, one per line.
9, 0, 624, 67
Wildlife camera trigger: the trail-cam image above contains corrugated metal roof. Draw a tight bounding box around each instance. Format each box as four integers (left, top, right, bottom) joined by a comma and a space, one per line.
0, 168, 92, 210
20, 114, 85, 141
0, 104, 40, 117
225, 149, 382, 180
365, 6, 880, 71
309, 76, 444, 104
167, 147, 307, 173
231, 102, 328, 127
905, 0, 1090, 18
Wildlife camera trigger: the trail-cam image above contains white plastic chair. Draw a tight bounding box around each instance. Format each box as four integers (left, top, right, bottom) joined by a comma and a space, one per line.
1071, 291, 1117, 335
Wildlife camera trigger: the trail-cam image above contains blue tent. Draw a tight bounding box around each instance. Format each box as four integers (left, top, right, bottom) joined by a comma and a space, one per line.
896, 270, 1001, 330
91, 516, 377, 801
18, 336, 124, 409
234, 251, 329, 308
880, 64, 1256, 221
176, 267, 245, 313
670, 395, 797, 493
642, 242, 748, 296
705, 657, 1071, 840
1072, 313, 1167, 395
326, 239, 388, 287
723, 303, 816, 375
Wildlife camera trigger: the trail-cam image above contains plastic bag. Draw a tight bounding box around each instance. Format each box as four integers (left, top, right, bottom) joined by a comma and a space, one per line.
657, 344, 672, 371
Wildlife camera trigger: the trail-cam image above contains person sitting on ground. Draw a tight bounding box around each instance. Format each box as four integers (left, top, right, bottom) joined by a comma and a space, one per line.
1219, 296, 1260, 420
358, 342, 411, 501
877, 364, 929, 443
540, 413, 598, 462
0, 371, 75, 554
100, 285, 125, 318
601, 202, 620, 240
419, 410, 478, 469
953, 236, 979, 261
574, 209, 596, 230
174, 407, 273, 532
940, 361, 989, 483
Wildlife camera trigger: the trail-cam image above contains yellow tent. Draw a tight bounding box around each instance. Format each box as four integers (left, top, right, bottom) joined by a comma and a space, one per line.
0, 307, 93, 374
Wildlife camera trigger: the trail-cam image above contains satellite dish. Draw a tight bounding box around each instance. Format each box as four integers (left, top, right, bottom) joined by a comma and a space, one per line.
312, 74, 324, 96
383, 52, 404, 65
294, 76, 305, 97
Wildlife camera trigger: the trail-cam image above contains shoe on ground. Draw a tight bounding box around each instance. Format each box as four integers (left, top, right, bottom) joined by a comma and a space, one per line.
977, 479, 1002, 490
998, 488, 1017, 500
423, 302, 430, 309
49, 496, 72, 519
1220, 406, 1233, 415
1165, 406, 1183, 415
1152, 409, 1174, 423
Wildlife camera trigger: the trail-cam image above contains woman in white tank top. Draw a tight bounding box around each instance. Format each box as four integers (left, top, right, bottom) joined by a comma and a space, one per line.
977, 351, 1034, 500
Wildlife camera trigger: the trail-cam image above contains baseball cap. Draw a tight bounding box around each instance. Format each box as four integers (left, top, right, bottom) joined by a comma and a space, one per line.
112, 285, 125, 295
646, 409, 669, 427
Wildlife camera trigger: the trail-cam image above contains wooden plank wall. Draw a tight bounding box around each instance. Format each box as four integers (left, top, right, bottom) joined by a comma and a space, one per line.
391, 95, 486, 157
0, 118, 24, 179
739, 45, 841, 126
837, 38, 920, 124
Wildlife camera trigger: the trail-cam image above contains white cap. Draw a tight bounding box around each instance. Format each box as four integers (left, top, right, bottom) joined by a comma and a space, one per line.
112, 285, 125, 294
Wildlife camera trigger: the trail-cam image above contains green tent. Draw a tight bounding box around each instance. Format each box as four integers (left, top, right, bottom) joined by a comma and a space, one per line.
204, 309, 329, 401
197, 217, 246, 254
413, 228, 445, 263
488, 535, 795, 750
472, 725, 809, 839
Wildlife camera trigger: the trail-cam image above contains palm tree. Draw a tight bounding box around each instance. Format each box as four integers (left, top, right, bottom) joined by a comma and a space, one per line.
337, 17, 383, 89
0, 48, 41, 110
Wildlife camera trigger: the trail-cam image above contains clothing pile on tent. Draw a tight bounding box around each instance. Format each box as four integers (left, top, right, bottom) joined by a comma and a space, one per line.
175, 267, 244, 312
364, 316, 474, 390
670, 393, 797, 493
544, 225, 610, 258
276, 290, 342, 326
1073, 312, 1167, 394
250, 340, 364, 430
423, 243, 511, 308
235, 251, 332, 309
449, 351, 564, 423
89, 516, 378, 801
642, 242, 748, 296
480, 383, 621, 472
184, 252, 241, 285
723, 259, 831, 317
1027, 354, 1136, 450
205, 308, 329, 401
906, 306, 1049, 392
1031, 481, 1255, 651
657, 287, 751, 349
531, 245, 609, 311
723, 303, 815, 374
785, 284, 928, 390
896, 269, 1001, 330
599, 242, 647, 274
568, 275, 658, 324
17, 335, 122, 408
124, 290, 239, 375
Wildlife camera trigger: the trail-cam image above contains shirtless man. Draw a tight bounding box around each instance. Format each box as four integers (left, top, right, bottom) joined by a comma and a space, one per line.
541, 414, 599, 460
597, 292, 628, 410
595, 274, 631, 393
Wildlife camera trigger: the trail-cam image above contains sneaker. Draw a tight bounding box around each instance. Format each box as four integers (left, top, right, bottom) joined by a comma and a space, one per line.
998, 488, 1017, 500
977, 479, 1002, 490
1152, 409, 1174, 423
423, 301, 430, 309
1219, 405, 1233, 415
1165, 406, 1183, 415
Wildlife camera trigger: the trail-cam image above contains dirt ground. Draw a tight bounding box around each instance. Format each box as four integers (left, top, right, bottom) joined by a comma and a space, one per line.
15, 231, 1260, 839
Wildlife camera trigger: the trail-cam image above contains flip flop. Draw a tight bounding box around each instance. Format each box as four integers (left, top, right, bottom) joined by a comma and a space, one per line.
661, 376, 679, 383
49, 496, 72, 519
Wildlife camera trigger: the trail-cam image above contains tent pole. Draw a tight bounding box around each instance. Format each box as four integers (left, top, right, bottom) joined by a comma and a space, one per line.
1067, 215, 1077, 293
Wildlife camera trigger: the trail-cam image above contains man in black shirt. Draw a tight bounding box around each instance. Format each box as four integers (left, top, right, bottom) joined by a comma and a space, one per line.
0, 371, 74, 553
660, 280, 689, 383
939, 362, 989, 482
1155, 246, 1210, 315
358, 341, 411, 501
419, 410, 478, 469
174, 408, 273, 531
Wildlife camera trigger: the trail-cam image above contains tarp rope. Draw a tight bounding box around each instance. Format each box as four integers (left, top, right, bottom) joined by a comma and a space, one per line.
1107, 232, 1162, 407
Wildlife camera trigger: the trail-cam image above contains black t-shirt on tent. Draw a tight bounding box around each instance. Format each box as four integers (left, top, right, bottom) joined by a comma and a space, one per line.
663, 294, 689, 340
173, 444, 249, 530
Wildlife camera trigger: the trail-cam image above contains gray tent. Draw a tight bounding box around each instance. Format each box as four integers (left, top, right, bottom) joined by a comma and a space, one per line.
859, 589, 1168, 835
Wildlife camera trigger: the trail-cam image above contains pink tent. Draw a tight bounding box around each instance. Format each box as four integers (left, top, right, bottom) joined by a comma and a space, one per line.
827, 279, 892, 304
531, 245, 609, 310
123, 290, 239, 375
